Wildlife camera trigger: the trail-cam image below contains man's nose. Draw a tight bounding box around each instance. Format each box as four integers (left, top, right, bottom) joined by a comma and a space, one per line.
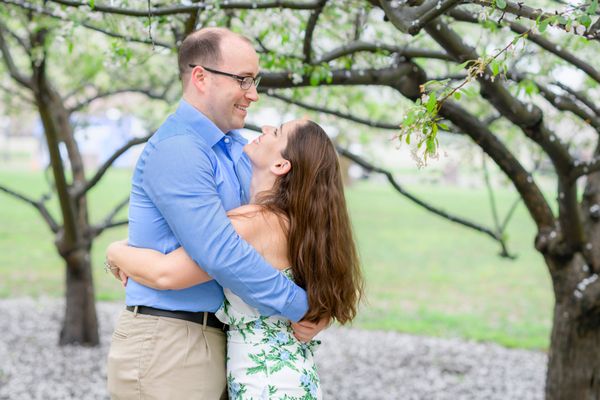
246, 84, 259, 102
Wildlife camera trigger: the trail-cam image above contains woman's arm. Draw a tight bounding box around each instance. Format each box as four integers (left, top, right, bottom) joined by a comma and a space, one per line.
106, 240, 212, 290
106, 205, 282, 291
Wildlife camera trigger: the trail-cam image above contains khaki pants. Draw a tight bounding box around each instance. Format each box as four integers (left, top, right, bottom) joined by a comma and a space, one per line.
107, 309, 227, 399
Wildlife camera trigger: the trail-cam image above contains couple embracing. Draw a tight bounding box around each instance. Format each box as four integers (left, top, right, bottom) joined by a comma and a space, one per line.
105, 27, 363, 400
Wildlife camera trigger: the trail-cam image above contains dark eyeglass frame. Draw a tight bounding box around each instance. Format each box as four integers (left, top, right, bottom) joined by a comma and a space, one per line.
189, 64, 261, 90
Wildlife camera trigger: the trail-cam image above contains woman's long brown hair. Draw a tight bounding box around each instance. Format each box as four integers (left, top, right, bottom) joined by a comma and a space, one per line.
257, 120, 364, 324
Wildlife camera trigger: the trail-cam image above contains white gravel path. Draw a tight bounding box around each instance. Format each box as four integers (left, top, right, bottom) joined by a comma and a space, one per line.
0, 298, 547, 399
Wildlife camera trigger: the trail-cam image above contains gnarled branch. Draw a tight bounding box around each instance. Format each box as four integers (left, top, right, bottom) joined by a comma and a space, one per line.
0, 184, 59, 233
74, 133, 152, 200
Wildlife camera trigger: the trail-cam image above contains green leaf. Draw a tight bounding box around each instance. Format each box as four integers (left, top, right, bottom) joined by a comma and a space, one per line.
454, 91, 462, 100
310, 71, 320, 86
496, 0, 507, 9
538, 18, 550, 33
579, 14, 592, 29
405, 134, 411, 145
483, 20, 498, 32
426, 137, 436, 154
426, 93, 437, 114
587, 0, 598, 15
438, 123, 449, 130
457, 60, 471, 69
490, 60, 500, 76
89, 0, 95, 8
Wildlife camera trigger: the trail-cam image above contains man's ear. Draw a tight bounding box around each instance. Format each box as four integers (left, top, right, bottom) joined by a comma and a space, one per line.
190, 66, 208, 92
270, 159, 291, 176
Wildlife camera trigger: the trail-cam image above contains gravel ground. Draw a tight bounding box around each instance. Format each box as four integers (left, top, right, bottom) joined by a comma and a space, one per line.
0, 298, 547, 400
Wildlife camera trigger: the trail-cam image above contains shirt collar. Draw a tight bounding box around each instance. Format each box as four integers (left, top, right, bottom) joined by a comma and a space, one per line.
175, 99, 249, 160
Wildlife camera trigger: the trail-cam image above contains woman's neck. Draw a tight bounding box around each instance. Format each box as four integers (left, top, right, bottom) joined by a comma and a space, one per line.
249, 169, 276, 203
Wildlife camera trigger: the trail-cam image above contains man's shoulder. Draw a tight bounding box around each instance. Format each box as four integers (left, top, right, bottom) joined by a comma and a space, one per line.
150, 117, 212, 150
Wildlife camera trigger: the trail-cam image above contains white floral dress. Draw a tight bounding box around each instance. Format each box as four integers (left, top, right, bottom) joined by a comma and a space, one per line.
215, 269, 322, 400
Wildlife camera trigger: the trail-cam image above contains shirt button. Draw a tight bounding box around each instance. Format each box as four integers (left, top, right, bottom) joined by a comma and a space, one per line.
224, 137, 230, 144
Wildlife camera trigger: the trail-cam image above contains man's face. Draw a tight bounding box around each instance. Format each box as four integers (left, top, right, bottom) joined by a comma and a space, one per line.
204, 37, 260, 133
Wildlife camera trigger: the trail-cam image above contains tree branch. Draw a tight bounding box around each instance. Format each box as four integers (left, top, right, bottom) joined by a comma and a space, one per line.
438, 100, 555, 231
1, 0, 172, 49
74, 133, 151, 199
316, 40, 453, 63
0, 183, 59, 233
91, 196, 129, 237
0, 21, 32, 89
553, 81, 600, 117
260, 63, 416, 88
338, 145, 514, 256
48, 0, 324, 17
533, 79, 600, 133
264, 91, 401, 129
0, 82, 34, 103
68, 87, 171, 113
425, 20, 574, 176
303, 0, 327, 63
378, 0, 462, 35
468, 0, 598, 38
450, 9, 600, 84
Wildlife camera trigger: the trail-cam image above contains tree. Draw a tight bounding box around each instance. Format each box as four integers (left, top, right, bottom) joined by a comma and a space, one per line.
0, 4, 177, 345
3, 0, 600, 398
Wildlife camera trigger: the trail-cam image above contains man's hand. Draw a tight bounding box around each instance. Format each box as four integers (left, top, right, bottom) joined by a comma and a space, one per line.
291, 317, 330, 342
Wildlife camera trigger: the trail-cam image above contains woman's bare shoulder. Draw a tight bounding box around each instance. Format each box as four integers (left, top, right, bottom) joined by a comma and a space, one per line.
228, 205, 288, 240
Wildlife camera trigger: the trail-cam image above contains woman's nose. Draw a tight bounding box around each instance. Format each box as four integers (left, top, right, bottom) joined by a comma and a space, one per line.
261, 125, 275, 135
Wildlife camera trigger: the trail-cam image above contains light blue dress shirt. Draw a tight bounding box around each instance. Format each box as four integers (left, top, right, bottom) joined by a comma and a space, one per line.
125, 100, 308, 322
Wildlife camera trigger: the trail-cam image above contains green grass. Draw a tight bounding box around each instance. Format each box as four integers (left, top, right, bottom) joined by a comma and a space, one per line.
0, 169, 553, 349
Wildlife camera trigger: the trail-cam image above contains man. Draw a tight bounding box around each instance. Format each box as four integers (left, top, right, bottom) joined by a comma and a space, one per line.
107, 28, 324, 399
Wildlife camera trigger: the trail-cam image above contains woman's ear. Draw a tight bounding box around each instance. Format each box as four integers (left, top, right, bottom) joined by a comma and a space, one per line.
270, 159, 291, 176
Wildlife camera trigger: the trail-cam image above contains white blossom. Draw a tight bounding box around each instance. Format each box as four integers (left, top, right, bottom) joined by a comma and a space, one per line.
583, 264, 590, 272
577, 274, 598, 292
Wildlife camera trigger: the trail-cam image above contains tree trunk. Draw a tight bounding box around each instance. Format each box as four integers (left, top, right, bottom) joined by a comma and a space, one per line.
32, 50, 99, 346
545, 255, 600, 400
59, 247, 99, 346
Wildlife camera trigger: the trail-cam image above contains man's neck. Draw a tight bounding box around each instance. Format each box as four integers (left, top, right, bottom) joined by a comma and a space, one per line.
182, 94, 226, 133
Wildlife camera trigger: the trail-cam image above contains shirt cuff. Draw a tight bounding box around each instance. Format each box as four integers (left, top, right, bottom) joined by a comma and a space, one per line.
281, 289, 309, 322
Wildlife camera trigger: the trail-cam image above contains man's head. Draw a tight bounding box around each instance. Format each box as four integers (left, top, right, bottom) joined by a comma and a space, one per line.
178, 28, 260, 133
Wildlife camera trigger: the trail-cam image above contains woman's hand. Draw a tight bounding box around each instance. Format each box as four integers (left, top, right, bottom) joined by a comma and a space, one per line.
106, 239, 129, 287
117, 268, 128, 287
291, 317, 330, 342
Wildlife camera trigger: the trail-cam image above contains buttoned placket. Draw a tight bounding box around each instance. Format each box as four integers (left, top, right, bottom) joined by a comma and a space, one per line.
223, 136, 247, 205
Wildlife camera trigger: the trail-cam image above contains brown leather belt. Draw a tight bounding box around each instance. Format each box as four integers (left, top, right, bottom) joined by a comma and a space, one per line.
126, 305, 226, 330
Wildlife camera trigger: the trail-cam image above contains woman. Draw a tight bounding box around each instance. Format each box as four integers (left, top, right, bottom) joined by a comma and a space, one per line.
106, 119, 363, 399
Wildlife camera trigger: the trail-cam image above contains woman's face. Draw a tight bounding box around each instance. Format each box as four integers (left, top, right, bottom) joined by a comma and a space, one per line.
245, 119, 301, 170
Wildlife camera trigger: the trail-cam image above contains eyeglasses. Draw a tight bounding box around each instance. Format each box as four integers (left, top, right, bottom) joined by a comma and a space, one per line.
189, 64, 261, 90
